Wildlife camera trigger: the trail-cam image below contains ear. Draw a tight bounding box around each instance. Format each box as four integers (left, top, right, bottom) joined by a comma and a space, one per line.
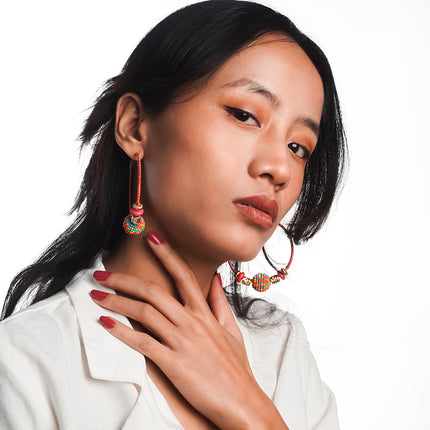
115, 93, 148, 159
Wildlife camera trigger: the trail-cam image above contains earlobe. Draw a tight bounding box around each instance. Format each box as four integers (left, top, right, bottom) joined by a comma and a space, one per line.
115, 92, 148, 159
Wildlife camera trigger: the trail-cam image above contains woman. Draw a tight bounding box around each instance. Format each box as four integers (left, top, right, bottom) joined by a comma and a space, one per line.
0, 1, 346, 429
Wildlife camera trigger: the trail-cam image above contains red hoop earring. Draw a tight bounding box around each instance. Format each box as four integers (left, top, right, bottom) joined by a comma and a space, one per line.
123, 153, 146, 235
228, 224, 294, 292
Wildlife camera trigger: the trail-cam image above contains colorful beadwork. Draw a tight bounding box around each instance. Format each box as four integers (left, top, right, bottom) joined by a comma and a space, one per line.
227, 227, 294, 292
252, 273, 271, 292
123, 215, 146, 235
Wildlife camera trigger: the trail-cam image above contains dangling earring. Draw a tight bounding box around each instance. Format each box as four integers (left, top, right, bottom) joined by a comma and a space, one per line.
228, 224, 294, 292
123, 153, 146, 235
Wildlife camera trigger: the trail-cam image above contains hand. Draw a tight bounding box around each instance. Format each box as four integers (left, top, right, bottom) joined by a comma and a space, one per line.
90, 232, 273, 430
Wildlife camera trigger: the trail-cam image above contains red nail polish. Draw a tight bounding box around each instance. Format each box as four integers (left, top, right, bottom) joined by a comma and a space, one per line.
217, 273, 223, 288
99, 316, 115, 329
90, 290, 109, 301
93, 270, 111, 281
148, 231, 165, 245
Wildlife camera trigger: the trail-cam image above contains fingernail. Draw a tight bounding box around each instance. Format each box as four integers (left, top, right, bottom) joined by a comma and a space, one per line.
90, 289, 109, 301
217, 273, 223, 288
99, 316, 115, 329
93, 270, 111, 281
148, 231, 165, 245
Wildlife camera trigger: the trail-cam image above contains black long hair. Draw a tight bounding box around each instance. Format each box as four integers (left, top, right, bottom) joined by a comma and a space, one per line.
1, 1, 347, 322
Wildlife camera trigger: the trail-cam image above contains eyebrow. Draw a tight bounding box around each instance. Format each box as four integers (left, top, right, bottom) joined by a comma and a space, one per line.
221, 78, 320, 138
294, 117, 320, 138
221, 78, 282, 109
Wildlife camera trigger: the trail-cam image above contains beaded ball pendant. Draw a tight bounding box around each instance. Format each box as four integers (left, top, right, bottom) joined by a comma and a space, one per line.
123, 204, 146, 235
252, 273, 271, 292
123, 153, 146, 236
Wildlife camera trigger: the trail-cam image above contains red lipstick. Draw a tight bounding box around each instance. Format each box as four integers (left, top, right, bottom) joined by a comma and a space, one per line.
233, 195, 278, 228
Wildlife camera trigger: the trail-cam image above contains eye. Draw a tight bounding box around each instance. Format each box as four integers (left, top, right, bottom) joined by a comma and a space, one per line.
288, 142, 311, 161
225, 106, 260, 127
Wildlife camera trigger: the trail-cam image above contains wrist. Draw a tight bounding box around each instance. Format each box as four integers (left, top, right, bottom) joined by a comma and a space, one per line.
236, 387, 289, 430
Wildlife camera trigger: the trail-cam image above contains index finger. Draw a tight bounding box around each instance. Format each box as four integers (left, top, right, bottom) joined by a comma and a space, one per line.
147, 231, 208, 311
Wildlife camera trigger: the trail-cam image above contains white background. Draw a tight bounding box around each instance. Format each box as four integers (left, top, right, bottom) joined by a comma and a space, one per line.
1, 1, 429, 429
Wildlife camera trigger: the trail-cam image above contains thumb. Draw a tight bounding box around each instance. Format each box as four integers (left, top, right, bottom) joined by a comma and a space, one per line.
208, 273, 242, 338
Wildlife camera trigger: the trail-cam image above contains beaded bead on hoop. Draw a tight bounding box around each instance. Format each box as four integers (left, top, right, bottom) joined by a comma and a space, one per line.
228, 224, 294, 292
123, 153, 146, 235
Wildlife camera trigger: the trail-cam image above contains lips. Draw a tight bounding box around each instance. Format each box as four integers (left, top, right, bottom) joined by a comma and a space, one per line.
233, 195, 279, 227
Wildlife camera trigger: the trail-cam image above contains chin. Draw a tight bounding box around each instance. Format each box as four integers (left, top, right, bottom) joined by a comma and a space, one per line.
219, 224, 272, 262
223, 238, 264, 263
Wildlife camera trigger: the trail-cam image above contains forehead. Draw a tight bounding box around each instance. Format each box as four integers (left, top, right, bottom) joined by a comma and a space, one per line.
218, 32, 315, 71
207, 33, 324, 115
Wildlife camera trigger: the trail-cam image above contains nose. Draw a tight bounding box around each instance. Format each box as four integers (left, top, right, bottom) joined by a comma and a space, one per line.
248, 136, 291, 191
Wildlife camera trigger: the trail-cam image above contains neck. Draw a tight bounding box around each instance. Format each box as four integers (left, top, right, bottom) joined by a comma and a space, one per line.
102, 233, 220, 303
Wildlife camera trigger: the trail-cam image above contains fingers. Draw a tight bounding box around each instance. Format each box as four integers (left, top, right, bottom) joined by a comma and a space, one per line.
90, 290, 180, 347
207, 274, 243, 340
98, 316, 170, 366
147, 231, 207, 311
92, 271, 184, 326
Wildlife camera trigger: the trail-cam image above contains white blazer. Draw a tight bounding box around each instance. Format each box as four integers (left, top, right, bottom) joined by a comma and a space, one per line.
0, 255, 340, 429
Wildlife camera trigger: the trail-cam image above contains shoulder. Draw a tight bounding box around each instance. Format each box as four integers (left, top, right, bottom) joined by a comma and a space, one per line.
0, 256, 104, 354
234, 299, 313, 384
0, 289, 78, 362
234, 301, 340, 429
233, 299, 321, 392
0, 289, 73, 332
234, 299, 311, 360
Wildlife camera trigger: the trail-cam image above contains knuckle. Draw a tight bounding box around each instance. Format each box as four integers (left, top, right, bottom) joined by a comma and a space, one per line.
137, 334, 153, 352
186, 314, 207, 335
138, 280, 157, 298
180, 270, 196, 285
138, 302, 153, 316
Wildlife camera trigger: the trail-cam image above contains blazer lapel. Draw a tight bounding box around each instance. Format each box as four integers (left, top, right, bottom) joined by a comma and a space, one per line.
65, 255, 146, 385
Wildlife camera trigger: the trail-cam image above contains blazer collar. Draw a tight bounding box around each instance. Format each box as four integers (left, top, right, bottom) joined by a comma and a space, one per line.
65, 253, 146, 385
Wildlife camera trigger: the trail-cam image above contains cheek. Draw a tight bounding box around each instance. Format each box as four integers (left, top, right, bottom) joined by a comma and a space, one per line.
142, 114, 235, 217
280, 166, 306, 218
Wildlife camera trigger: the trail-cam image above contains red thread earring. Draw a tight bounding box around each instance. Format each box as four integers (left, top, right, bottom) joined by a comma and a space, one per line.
123, 153, 146, 235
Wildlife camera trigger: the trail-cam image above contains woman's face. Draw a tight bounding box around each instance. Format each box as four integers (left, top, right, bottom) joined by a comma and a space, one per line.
142, 34, 324, 263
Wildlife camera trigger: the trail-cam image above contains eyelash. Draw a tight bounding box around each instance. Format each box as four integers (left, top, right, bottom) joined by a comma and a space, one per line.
225, 106, 260, 127
288, 142, 311, 161
225, 106, 311, 161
